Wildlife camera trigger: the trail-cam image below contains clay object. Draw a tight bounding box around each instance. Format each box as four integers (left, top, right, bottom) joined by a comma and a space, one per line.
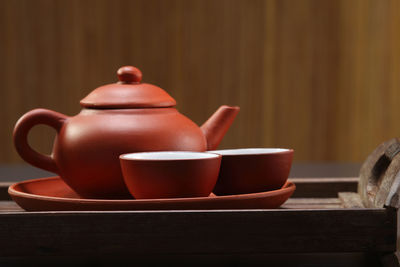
210, 148, 294, 195
120, 151, 221, 199
8, 176, 295, 211
13, 66, 239, 199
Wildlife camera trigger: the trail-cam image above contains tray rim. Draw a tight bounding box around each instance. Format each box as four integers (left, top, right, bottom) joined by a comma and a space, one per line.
8, 176, 295, 204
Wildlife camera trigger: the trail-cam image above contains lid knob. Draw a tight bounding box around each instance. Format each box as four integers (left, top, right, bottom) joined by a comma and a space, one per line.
117, 66, 142, 83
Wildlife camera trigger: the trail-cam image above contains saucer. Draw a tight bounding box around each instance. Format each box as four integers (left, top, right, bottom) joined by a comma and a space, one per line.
8, 176, 295, 211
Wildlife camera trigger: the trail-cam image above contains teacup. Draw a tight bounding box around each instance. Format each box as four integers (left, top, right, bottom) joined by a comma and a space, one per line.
120, 151, 221, 199
209, 148, 294, 195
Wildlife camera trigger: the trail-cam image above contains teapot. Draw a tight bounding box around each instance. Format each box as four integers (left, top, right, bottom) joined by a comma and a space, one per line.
13, 66, 239, 199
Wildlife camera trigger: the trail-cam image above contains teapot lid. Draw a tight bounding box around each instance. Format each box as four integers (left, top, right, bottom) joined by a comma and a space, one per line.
80, 66, 176, 108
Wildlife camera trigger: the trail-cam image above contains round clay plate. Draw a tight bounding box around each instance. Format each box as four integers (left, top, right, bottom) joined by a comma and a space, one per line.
8, 177, 296, 211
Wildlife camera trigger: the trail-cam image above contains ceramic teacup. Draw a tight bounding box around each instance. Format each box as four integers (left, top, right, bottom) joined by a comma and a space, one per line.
209, 148, 294, 195
120, 151, 221, 199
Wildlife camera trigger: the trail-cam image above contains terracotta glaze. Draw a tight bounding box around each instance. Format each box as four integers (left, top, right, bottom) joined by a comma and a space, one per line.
8, 176, 295, 211
120, 151, 221, 199
13, 66, 239, 199
210, 148, 294, 195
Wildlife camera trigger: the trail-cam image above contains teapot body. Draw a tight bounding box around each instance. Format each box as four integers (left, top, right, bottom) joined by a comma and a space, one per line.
16, 108, 207, 198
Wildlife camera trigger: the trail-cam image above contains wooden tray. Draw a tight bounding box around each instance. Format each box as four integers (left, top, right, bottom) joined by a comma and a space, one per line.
0, 178, 396, 266
0, 139, 400, 266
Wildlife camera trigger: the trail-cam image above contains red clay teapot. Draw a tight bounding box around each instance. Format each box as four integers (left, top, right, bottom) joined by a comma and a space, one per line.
13, 66, 239, 199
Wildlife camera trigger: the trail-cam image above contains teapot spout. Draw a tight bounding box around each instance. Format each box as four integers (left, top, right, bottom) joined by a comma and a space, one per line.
201, 105, 240, 150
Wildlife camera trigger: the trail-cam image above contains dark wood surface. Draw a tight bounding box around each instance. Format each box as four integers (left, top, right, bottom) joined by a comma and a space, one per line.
291, 177, 358, 198
0, 177, 397, 257
0, 253, 387, 267
0, 208, 395, 258
0, 173, 398, 266
0, 182, 10, 201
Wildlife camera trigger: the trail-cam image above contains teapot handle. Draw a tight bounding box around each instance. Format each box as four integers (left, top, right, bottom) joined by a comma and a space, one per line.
13, 108, 68, 174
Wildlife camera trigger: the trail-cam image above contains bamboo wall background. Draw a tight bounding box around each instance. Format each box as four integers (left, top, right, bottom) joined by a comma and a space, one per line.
1, 0, 400, 163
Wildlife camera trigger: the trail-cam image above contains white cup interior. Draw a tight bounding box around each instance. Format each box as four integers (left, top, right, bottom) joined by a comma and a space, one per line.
120, 151, 220, 160
209, 148, 292, 155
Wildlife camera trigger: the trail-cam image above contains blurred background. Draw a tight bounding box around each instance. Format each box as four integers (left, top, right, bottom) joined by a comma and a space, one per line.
1, 0, 400, 178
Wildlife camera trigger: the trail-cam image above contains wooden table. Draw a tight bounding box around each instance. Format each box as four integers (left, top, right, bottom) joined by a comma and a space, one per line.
3, 137, 400, 267
0, 176, 397, 267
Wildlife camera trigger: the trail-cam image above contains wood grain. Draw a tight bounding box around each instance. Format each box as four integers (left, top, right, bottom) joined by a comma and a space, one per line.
1, 0, 400, 163
0, 208, 395, 257
290, 177, 359, 198
0, 253, 386, 267
0, 176, 396, 263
